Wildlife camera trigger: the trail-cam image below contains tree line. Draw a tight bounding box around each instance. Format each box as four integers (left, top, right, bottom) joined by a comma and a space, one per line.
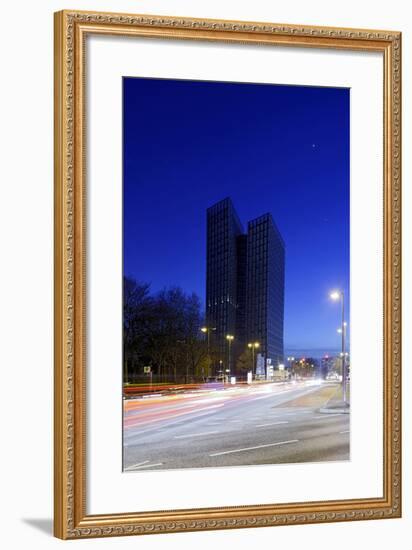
123, 276, 212, 384
123, 276, 326, 384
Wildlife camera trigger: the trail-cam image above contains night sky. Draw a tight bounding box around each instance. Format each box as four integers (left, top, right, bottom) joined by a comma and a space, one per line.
123, 77, 350, 356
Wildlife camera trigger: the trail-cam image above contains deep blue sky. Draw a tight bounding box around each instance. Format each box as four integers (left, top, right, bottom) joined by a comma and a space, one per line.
123, 77, 349, 356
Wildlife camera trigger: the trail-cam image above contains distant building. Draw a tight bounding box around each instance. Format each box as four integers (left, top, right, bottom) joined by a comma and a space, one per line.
206, 198, 285, 377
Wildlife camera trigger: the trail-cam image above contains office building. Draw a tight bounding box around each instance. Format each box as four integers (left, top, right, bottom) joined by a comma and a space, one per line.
246, 214, 285, 369
206, 198, 244, 366
206, 198, 285, 377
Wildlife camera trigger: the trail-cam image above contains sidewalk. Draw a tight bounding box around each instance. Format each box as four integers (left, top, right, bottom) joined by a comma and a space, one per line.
272, 383, 339, 409
318, 384, 350, 414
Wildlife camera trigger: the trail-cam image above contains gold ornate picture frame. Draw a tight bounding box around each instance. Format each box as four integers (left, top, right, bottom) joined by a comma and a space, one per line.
54, 9, 401, 540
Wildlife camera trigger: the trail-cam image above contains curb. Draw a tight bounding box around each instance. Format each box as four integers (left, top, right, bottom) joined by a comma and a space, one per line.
317, 385, 350, 414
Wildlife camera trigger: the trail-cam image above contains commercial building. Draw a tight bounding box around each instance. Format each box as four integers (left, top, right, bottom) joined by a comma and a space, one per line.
206, 198, 285, 377
246, 213, 285, 369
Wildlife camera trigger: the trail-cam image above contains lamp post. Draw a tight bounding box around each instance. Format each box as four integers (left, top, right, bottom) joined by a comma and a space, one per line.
201, 326, 216, 380
226, 334, 234, 382
337, 322, 347, 341
330, 290, 348, 404
201, 326, 216, 358
337, 322, 348, 369
287, 356, 295, 379
248, 342, 260, 380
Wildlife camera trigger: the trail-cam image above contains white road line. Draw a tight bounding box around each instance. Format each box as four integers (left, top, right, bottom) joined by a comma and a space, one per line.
312, 414, 343, 419
256, 421, 289, 427
253, 394, 279, 401
124, 460, 150, 471
132, 462, 163, 470
269, 411, 312, 417
280, 412, 314, 419
339, 430, 350, 434
124, 403, 225, 430
124, 427, 156, 440
209, 439, 298, 457
174, 431, 219, 439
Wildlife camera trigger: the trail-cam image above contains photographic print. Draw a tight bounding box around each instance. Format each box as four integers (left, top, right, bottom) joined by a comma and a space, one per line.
54, 11, 401, 538
122, 77, 350, 472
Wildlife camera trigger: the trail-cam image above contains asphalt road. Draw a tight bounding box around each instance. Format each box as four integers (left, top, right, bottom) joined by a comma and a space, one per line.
123, 381, 349, 471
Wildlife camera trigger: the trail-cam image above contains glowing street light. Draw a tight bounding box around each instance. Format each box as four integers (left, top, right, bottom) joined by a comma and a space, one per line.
329, 289, 348, 405
248, 341, 260, 379
248, 342, 260, 348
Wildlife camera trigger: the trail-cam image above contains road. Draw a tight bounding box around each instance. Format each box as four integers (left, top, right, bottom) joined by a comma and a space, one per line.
123, 381, 349, 471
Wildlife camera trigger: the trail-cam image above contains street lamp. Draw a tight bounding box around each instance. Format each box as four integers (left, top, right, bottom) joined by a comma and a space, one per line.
226, 334, 234, 382
200, 326, 216, 358
329, 290, 348, 405
248, 342, 260, 379
201, 326, 216, 380
287, 356, 295, 379
337, 321, 348, 379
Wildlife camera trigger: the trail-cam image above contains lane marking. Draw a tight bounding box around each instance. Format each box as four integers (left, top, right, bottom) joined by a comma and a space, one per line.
132, 462, 163, 470
124, 428, 157, 440
124, 403, 225, 430
209, 439, 298, 457
123, 460, 149, 471
174, 431, 219, 439
339, 430, 350, 434
253, 394, 280, 401
256, 421, 289, 427
267, 410, 311, 417
312, 414, 343, 419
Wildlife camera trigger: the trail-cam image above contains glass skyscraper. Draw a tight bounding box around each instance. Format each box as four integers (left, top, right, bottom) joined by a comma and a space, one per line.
206, 199, 245, 368
246, 214, 285, 368
206, 198, 285, 377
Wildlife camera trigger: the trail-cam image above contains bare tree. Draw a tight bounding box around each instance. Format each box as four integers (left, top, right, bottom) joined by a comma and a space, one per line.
123, 277, 208, 384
